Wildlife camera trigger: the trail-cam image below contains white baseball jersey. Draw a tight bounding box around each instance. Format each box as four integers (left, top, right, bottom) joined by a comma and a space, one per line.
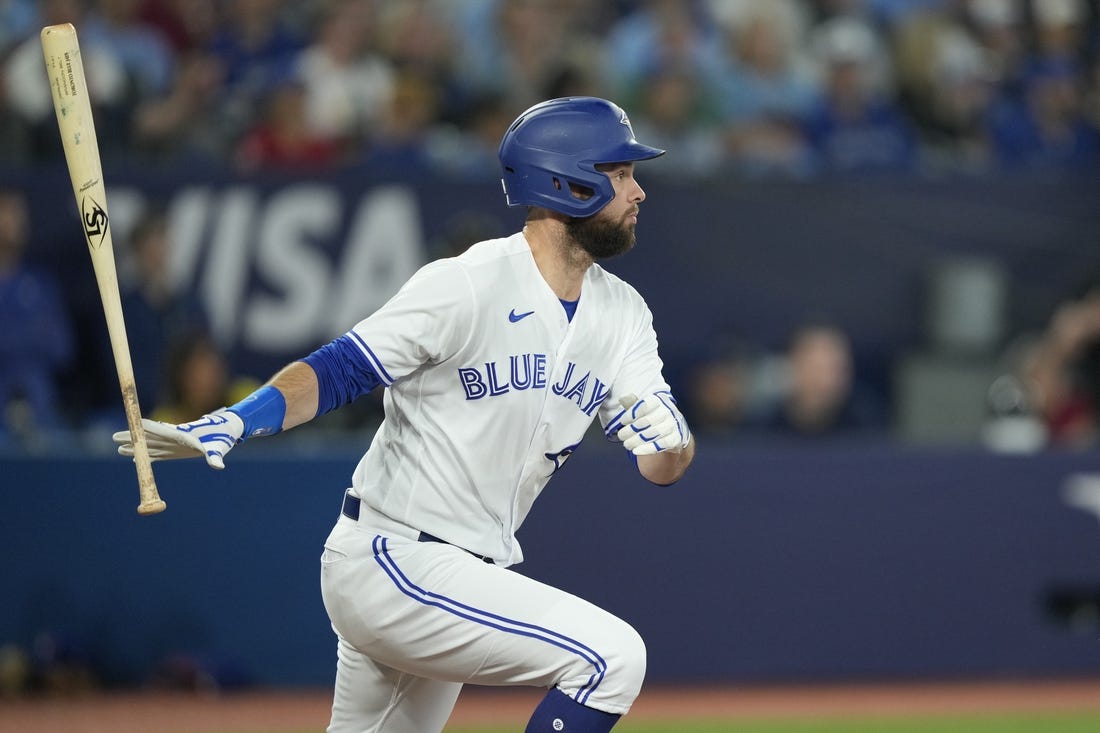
344, 231, 671, 565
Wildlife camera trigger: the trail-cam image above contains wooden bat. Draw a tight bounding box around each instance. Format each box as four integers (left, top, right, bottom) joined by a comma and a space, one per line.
41, 23, 166, 515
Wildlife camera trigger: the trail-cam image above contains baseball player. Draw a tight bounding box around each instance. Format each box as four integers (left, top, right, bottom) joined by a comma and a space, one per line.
114, 96, 695, 732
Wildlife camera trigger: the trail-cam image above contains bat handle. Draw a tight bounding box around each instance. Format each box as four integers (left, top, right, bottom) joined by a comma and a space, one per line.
138, 495, 166, 515
137, 464, 166, 515
123, 389, 165, 515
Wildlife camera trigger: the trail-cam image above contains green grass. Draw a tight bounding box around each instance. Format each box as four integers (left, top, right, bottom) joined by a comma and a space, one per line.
437, 712, 1100, 733
246, 711, 1100, 733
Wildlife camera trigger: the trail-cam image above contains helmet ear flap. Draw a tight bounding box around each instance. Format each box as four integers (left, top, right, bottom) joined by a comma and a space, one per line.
500, 160, 613, 218
498, 97, 664, 217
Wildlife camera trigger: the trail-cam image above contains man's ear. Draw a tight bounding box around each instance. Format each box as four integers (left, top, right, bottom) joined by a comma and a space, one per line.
568, 181, 595, 200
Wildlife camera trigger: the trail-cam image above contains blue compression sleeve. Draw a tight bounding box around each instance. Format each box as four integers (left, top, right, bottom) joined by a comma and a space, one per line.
227, 385, 286, 439
301, 334, 384, 417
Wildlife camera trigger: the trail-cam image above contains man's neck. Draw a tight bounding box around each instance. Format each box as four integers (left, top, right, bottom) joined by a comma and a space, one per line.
522, 220, 590, 301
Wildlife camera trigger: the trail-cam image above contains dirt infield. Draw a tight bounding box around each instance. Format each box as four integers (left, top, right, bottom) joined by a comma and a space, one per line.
3, 679, 1100, 732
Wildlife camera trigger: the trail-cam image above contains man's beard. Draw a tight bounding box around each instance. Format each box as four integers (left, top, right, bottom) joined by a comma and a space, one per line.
566, 210, 636, 260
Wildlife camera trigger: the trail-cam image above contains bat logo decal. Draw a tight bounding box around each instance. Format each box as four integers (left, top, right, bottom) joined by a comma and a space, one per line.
81, 195, 109, 248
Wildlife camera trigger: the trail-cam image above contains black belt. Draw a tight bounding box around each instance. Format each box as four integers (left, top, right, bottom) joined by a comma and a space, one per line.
341, 492, 493, 564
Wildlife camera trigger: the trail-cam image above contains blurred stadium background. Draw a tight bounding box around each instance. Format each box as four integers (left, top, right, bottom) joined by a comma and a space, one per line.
3, 0, 1100, 730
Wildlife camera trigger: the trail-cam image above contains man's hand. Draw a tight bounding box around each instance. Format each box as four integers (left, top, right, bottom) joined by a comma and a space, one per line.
616, 392, 691, 456
113, 409, 245, 470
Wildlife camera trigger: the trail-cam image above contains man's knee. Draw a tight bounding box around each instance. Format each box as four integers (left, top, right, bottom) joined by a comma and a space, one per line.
562, 619, 646, 715
609, 622, 646, 705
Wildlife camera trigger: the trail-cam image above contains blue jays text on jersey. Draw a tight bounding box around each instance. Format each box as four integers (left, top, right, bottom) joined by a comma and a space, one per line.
457, 355, 611, 417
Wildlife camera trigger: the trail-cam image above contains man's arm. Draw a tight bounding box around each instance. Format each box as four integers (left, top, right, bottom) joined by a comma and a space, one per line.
269, 360, 320, 431
113, 359, 321, 469
115, 331, 390, 468
636, 436, 695, 486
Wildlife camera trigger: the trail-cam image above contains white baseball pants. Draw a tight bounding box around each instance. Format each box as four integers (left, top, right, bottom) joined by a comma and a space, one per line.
320, 512, 645, 733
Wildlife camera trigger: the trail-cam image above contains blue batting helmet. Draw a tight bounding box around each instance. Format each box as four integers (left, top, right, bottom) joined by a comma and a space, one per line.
498, 97, 665, 218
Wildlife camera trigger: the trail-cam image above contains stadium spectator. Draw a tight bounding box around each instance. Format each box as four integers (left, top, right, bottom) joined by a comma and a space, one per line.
708, 0, 819, 177
1, 0, 1099, 178
136, 0, 220, 55
451, 0, 597, 112
203, 0, 307, 152
115, 209, 210, 412
377, 0, 459, 72
1020, 276, 1100, 449
628, 64, 726, 180
373, 0, 464, 124
355, 67, 446, 176
684, 344, 760, 437
130, 48, 226, 162
77, 0, 177, 153
426, 92, 517, 180
1030, 0, 1089, 67
82, 0, 175, 96
961, 0, 1028, 93
2, 0, 107, 162
803, 16, 920, 174
987, 55, 1100, 172
893, 9, 1000, 174
234, 76, 345, 171
601, 0, 727, 103
126, 1, 226, 162
151, 330, 258, 426
743, 320, 888, 438
294, 0, 395, 154
0, 188, 74, 442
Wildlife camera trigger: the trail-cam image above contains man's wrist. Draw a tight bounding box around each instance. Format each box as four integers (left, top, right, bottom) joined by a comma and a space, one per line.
226, 385, 286, 439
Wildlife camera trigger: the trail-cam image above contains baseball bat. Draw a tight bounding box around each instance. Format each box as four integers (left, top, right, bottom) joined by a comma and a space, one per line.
41, 23, 166, 515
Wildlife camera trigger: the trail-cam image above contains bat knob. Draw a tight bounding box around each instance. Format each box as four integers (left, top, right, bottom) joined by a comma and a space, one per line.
138, 499, 167, 515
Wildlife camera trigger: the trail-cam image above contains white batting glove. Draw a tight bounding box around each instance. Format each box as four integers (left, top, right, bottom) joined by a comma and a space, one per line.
616, 392, 691, 456
113, 409, 245, 470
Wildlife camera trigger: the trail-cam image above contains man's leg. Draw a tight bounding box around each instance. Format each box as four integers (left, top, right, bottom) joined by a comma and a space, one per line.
322, 523, 645, 729
327, 635, 461, 733
525, 687, 622, 732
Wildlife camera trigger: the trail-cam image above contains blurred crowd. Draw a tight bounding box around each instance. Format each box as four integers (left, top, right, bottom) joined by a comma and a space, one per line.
3, 0, 1100, 454
1, 0, 1099, 178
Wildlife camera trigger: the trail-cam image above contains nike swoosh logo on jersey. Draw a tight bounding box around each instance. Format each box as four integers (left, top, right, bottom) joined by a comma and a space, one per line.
508, 309, 535, 323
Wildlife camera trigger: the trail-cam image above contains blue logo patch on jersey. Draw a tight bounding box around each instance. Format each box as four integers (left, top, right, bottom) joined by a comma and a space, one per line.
508, 308, 535, 323
545, 441, 582, 475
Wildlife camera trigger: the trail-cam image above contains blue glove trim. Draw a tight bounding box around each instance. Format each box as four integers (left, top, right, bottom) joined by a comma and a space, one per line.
226, 385, 286, 439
